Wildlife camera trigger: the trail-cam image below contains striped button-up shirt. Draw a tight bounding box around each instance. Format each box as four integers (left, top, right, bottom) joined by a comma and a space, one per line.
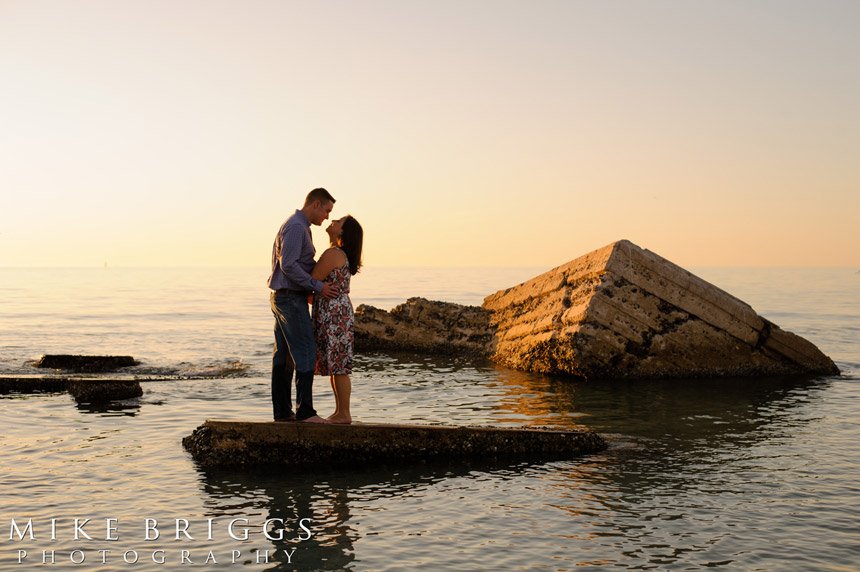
267, 210, 324, 293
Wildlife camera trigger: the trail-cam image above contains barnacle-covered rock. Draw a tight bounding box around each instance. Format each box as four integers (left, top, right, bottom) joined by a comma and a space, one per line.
355, 297, 493, 356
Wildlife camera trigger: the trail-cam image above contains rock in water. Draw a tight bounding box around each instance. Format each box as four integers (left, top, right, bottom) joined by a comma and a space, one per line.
483, 240, 839, 379
0, 377, 69, 394
67, 379, 143, 403
355, 240, 839, 379
355, 297, 494, 356
36, 355, 137, 373
183, 420, 607, 468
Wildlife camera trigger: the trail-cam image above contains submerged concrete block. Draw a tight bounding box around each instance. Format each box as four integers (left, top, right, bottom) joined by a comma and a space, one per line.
67, 379, 143, 403
0, 377, 69, 394
36, 354, 138, 373
182, 419, 607, 468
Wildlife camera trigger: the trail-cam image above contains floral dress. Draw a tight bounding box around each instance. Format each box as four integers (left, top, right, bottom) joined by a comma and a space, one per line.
313, 253, 354, 375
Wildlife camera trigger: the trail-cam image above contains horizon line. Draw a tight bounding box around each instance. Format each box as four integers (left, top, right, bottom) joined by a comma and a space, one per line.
0, 264, 857, 270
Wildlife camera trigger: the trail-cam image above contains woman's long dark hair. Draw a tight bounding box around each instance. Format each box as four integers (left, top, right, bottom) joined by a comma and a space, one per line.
340, 215, 363, 275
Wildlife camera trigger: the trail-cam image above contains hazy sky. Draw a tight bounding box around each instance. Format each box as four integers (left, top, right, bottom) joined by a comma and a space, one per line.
1, 0, 858, 268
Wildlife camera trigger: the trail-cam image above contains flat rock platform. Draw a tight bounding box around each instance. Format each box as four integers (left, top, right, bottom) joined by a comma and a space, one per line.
183, 419, 608, 468
0, 376, 143, 403
0, 376, 69, 394
35, 354, 138, 373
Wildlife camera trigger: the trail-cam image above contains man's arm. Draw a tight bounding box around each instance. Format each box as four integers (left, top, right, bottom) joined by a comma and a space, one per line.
279, 225, 324, 293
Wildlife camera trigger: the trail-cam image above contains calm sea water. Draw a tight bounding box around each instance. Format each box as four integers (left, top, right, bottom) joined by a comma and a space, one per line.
0, 266, 857, 571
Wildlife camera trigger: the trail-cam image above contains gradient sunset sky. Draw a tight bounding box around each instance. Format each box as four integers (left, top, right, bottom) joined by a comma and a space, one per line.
2, 0, 858, 268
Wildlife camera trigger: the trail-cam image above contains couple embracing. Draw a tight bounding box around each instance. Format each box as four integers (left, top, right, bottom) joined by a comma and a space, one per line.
267, 188, 363, 425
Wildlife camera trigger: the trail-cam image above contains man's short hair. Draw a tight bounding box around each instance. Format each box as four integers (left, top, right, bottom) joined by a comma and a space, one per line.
305, 187, 336, 206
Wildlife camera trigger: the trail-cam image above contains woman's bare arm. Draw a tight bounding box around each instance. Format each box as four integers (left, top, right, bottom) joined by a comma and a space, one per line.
312, 248, 347, 281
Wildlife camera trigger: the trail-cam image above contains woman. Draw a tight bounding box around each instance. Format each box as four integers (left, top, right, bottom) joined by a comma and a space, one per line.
311, 215, 363, 424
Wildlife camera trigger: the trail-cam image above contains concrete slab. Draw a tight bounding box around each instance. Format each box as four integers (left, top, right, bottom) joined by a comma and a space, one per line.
0, 376, 69, 394
483, 239, 839, 379
182, 419, 608, 468
35, 354, 138, 373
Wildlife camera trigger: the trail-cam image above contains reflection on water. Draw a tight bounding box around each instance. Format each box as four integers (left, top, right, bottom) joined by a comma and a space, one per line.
491, 365, 829, 438
196, 459, 535, 571
74, 401, 142, 417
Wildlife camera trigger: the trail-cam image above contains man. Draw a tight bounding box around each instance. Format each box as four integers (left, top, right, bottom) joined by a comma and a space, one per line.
268, 187, 339, 423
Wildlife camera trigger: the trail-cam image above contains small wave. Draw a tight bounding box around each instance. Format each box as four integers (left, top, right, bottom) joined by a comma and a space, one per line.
176, 359, 253, 378
128, 359, 254, 380
834, 362, 860, 379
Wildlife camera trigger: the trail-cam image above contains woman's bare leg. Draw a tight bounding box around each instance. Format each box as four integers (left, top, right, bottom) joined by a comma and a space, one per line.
327, 374, 352, 424
327, 375, 340, 420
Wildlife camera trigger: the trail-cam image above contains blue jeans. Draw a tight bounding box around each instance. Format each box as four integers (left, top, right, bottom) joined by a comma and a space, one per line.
271, 290, 318, 420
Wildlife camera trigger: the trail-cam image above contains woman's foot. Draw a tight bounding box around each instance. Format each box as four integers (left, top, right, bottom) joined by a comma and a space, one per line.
299, 415, 327, 424
326, 414, 352, 425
